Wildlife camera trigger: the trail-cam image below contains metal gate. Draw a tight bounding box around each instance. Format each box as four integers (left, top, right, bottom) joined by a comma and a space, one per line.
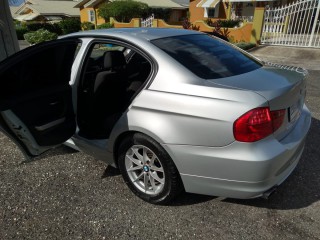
141, 14, 154, 28
261, 0, 320, 48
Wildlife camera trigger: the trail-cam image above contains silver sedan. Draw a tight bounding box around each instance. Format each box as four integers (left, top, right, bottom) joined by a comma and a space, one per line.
0, 28, 311, 204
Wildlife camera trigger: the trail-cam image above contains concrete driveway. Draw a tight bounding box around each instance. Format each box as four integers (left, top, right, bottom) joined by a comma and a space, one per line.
0, 45, 319, 239
18, 40, 29, 51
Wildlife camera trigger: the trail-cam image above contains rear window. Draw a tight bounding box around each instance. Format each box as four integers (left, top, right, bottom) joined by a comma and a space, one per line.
151, 34, 262, 79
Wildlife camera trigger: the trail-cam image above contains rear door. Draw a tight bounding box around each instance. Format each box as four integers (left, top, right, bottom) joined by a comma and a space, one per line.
0, 39, 79, 158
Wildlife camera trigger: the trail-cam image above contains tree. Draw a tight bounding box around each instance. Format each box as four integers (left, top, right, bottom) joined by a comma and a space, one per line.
59, 18, 81, 35
98, 0, 149, 23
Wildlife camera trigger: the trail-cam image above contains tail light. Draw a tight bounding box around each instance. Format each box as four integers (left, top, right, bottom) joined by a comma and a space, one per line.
233, 107, 285, 142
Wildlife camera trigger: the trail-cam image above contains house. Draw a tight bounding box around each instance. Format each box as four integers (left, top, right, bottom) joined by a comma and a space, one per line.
74, 0, 107, 26
74, 0, 188, 27
11, 0, 80, 22
171, 0, 190, 7
138, 0, 188, 23
189, 0, 282, 23
10, 5, 21, 20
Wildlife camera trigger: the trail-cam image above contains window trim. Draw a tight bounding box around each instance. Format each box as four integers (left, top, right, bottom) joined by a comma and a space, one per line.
77, 38, 159, 90
88, 9, 95, 22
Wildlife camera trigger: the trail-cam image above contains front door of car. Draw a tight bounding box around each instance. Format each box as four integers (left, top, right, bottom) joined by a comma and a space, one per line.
0, 39, 79, 158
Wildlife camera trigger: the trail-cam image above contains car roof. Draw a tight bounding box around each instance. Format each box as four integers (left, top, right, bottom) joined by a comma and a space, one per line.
63, 28, 203, 42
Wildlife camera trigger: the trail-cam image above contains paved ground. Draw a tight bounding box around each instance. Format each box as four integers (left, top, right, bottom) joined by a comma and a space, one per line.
18, 40, 29, 50
0, 45, 319, 239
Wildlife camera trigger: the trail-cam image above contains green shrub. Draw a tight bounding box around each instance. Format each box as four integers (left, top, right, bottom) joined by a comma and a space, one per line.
50, 23, 63, 35
25, 22, 62, 35
14, 20, 23, 28
98, 0, 149, 22
24, 29, 58, 44
206, 19, 241, 28
182, 18, 200, 31
26, 22, 48, 31
81, 21, 95, 30
59, 18, 81, 35
16, 26, 28, 40
234, 42, 256, 50
219, 19, 241, 28
96, 22, 114, 29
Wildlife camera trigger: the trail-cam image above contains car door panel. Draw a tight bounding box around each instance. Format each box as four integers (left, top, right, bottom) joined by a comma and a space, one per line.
9, 85, 75, 146
0, 39, 79, 157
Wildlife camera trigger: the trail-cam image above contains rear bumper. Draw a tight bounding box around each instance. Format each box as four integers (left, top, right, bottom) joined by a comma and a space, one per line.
162, 104, 311, 199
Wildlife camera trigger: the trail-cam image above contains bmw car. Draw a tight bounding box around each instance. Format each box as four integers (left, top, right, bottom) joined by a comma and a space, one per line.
0, 28, 311, 204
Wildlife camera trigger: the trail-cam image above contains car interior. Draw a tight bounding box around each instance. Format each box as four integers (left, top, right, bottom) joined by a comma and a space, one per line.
77, 42, 152, 139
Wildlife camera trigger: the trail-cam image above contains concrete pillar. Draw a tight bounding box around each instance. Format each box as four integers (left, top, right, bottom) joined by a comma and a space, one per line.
226, 3, 232, 20
133, 18, 140, 27
152, 19, 158, 27
110, 17, 115, 25
0, 0, 19, 62
283, 15, 289, 33
250, 7, 265, 44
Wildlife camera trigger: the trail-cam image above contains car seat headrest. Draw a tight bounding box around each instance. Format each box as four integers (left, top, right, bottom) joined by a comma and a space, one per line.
103, 51, 126, 70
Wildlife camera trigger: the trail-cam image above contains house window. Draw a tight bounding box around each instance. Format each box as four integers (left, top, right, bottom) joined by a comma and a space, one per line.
208, 8, 215, 18
88, 10, 95, 22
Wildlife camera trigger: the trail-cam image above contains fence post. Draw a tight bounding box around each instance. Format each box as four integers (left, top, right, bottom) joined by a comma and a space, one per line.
152, 19, 158, 27
226, 3, 232, 20
283, 15, 289, 33
133, 18, 140, 27
250, 7, 265, 44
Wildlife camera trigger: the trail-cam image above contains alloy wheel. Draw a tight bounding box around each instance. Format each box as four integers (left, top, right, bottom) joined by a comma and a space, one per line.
125, 145, 165, 195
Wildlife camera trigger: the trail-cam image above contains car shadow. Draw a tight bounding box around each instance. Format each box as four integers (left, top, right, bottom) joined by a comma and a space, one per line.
172, 117, 320, 209
101, 165, 121, 178
171, 192, 217, 206
21, 144, 79, 164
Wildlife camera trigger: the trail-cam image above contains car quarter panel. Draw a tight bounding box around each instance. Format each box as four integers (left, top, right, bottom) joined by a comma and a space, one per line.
127, 87, 267, 147
162, 105, 311, 198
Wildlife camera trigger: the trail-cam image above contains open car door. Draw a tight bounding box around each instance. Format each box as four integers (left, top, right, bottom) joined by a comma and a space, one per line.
0, 39, 79, 159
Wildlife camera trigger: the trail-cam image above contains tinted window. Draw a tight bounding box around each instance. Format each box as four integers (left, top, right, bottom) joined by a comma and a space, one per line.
0, 40, 79, 104
151, 34, 262, 79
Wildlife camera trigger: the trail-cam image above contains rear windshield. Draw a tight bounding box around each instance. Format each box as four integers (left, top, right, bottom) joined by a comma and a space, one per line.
151, 34, 262, 79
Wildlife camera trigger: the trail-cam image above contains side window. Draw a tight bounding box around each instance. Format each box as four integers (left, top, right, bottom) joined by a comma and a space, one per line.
0, 40, 80, 105
88, 10, 95, 22
208, 8, 215, 18
90, 43, 124, 58
83, 43, 124, 73
81, 41, 151, 85
80, 41, 152, 103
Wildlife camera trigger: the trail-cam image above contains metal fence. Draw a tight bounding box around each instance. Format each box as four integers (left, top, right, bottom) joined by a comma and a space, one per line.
141, 14, 154, 28
261, 0, 320, 48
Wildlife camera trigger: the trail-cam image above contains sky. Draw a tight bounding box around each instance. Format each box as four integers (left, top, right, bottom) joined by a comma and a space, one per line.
8, 0, 25, 6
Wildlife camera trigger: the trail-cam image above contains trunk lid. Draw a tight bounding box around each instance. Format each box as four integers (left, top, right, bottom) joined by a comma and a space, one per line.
208, 63, 308, 140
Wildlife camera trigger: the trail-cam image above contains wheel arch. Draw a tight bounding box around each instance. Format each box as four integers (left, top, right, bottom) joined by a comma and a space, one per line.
112, 129, 166, 166
112, 130, 182, 179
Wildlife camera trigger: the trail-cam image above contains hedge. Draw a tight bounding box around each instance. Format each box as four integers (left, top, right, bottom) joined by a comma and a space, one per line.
24, 29, 58, 44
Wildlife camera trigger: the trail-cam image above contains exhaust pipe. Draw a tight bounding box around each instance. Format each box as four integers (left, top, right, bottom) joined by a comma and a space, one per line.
262, 186, 278, 199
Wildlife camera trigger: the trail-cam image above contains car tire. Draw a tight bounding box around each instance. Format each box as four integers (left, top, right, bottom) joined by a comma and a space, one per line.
118, 133, 183, 204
